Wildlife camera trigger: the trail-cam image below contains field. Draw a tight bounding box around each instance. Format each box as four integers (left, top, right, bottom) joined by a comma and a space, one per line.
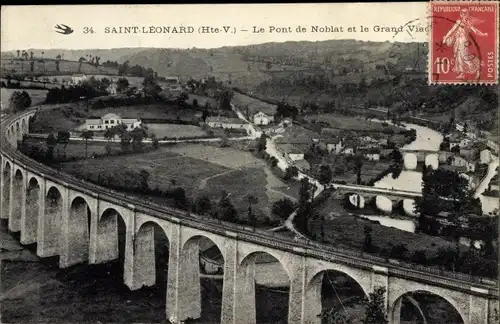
304, 114, 403, 133
88, 104, 200, 121
1, 58, 118, 76
0, 87, 48, 111
54, 143, 296, 221
145, 123, 207, 138
54, 143, 299, 221
22, 138, 123, 160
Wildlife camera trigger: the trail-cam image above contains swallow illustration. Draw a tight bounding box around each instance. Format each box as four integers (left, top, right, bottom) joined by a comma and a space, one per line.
55, 24, 74, 35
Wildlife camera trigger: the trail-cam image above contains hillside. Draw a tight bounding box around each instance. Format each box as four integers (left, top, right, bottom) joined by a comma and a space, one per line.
1, 58, 119, 76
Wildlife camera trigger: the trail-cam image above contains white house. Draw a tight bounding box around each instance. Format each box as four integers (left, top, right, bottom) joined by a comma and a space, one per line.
253, 111, 275, 126
279, 144, 305, 161
107, 82, 118, 95
84, 113, 141, 131
459, 137, 472, 148
365, 153, 380, 161
342, 147, 355, 155
71, 74, 88, 85
449, 155, 475, 172
326, 139, 343, 154
480, 149, 493, 164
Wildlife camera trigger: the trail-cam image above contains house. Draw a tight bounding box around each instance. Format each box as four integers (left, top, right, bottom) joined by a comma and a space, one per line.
164, 84, 183, 97
480, 149, 494, 164
253, 111, 275, 126
71, 74, 88, 85
163, 76, 181, 84
449, 155, 475, 172
84, 113, 141, 131
326, 139, 343, 154
488, 174, 499, 192
107, 82, 118, 95
447, 132, 462, 148
342, 147, 355, 155
206, 116, 250, 132
279, 143, 305, 161
460, 137, 472, 148
459, 144, 479, 161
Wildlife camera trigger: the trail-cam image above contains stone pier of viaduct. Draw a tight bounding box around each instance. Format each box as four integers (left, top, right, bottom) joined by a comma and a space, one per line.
0, 107, 498, 324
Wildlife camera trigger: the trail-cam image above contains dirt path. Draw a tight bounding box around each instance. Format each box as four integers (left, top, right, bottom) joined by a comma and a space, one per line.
195, 168, 242, 196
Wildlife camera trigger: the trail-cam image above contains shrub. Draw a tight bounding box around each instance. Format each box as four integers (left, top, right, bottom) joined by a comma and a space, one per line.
411, 250, 428, 265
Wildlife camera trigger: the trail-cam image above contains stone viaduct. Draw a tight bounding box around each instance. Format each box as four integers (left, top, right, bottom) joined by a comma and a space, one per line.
1, 107, 498, 324
329, 184, 422, 216
402, 149, 443, 171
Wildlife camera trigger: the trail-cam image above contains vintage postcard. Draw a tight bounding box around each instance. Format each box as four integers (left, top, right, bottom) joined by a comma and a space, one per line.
1, 3, 498, 324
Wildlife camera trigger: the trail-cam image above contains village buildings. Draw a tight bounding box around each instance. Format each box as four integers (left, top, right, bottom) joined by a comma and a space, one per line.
84, 113, 142, 131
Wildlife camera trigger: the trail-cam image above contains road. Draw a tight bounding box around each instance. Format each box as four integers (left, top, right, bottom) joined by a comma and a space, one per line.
474, 156, 499, 198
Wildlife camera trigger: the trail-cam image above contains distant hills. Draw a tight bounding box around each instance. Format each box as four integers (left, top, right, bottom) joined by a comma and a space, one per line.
1, 39, 427, 83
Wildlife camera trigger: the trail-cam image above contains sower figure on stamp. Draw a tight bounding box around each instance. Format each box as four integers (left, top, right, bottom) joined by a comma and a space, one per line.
442, 8, 488, 80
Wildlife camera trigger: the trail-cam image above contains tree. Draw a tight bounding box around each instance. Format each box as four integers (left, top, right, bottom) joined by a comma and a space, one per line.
272, 198, 296, 220
319, 164, 333, 185
389, 148, 403, 166
295, 178, 314, 235
257, 133, 267, 152
9, 91, 31, 112
451, 145, 460, 153
218, 90, 233, 111
151, 134, 159, 149
116, 77, 130, 92
16, 50, 20, 58
415, 168, 482, 249
56, 130, 71, 158
78, 57, 86, 73
363, 225, 373, 252
440, 137, 450, 151
352, 154, 364, 185
104, 127, 115, 142
172, 187, 188, 209
202, 109, 209, 122
246, 195, 259, 226
284, 165, 299, 180
45, 133, 57, 160
120, 131, 132, 152
138, 169, 150, 192
215, 191, 237, 222
319, 309, 353, 324
194, 195, 212, 215
80, 130, 93, 158
130, 127, 147, 152
361, 286, 388, 324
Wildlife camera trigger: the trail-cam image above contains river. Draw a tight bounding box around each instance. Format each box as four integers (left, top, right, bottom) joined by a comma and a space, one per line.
363, 122, 498, 235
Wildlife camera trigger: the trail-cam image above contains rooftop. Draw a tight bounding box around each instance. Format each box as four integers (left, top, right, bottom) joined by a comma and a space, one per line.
279, 143, 305, 155
102, 113, 121, 120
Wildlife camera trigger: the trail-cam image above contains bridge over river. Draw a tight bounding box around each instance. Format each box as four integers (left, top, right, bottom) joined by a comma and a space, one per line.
1, 105, 498, 324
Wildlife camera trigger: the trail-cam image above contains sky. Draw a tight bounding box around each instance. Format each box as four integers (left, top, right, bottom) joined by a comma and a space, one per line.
1, 3, 429, 51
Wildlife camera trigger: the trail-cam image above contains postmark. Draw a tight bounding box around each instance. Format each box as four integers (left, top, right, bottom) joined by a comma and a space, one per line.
429, 0, 499, 85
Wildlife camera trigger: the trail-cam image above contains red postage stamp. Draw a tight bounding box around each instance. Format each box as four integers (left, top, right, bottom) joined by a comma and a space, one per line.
430, 1, 499, 85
